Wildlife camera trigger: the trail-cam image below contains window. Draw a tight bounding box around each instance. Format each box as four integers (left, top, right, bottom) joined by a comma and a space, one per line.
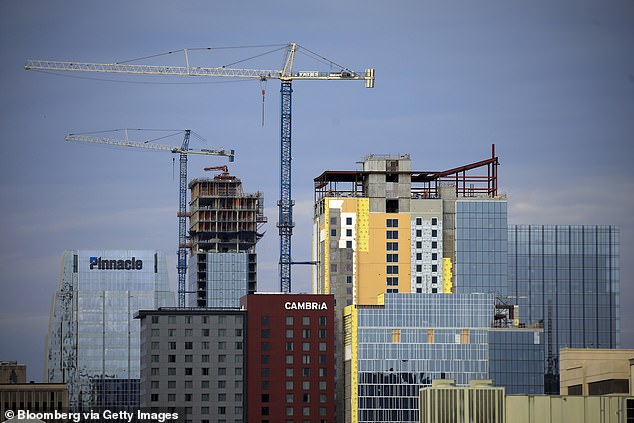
319, 316, 327, 326
302, 368, 311, 377
167, 394, 175, 402
218, 341, 226, 350
184, 329, 192, 336
235, 368, 242, 376
167, 355, 176, 363
302, 316, 311, 326
302, 381, 311, 390
416, 265, 422, 272
184, 316, 193, 324
185, 368, 192, 375
218, 368, 226, 376
387, 277, 398, 286
201, 368, 209, 376
151, 329, 160, 337
416, 276, 422, 284
217, 328, 226, 337
151, 380, 160, 389
416, 217, 422, 225
392, 328, 401, 343
166, 380, 174, 389
346, 240, 353, 248
387, 288, 398, 293
346, 275, 353, 284
168, 316, 176, 324
460, 329, 470, 344
432, 276, 438, 283
286, 342, 294, 351
319, 329, 327, 338
319, 355, 327, 365
319, 342, 327, 351
427, 329, 435, 344
168, 328, 175, 337
202, 354, 210, 363
286, 355, 294, 364
386, 253, 398, 262
151, 316, 159, 324
218, 354, 226, 363
432, 264, 437, 272
261, 368, 270, 377
168, 368, 176, 375
184, 380, 192, 389
202, 316, 208, 324
286, 407, 294, 416
261, 355, 270, 364
431, 241, 437, 249
218, 380, 226, 389
319, 381, 327, 390
217, 407, 225, 415
286, 368, 294, 377
302, 355, 311, 364
416, 253, 422, 261
386, 265, 398, 274
184, 393, 192, 402
286, 393, 294, 403
235, 328, 242, 337
236, 341, 243, 350
151, 355, 160, 363
431, 217, 438, 225
319, 368, 327, 377
386, 241, 398, 251
416, 241, 422, 249
330, 229, 336, 237
386, 230, 398, 240
386, 218, 398, 228
346, 229, 352, 237
261, 329, 270, 338
432, 253, 437, 261
431, 229, 437, 237
185, 355, 193, 362
302, 329, 311, 338
261, 407, 270, 416
185, 342, 193, 350
286, 316, 294, 326
286, 381, 294, 390
202, 341, 210, 350
416, 229, 422, 237
286, 329, 294, 338
261, 315, 270, 326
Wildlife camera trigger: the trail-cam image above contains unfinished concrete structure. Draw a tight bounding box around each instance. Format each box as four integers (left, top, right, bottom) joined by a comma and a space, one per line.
188, 171, 266, 307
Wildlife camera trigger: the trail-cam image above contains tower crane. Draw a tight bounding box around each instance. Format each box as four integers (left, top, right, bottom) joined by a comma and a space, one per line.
26, 42, 375, 293
65, 129, 234, 307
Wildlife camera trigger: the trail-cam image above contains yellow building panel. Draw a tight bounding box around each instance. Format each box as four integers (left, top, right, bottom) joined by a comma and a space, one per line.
442, 257, 453, 294
357, 213, 411, 305
356, 198, 369, 252
343, 305, 359, 423
323, 199, 331, 294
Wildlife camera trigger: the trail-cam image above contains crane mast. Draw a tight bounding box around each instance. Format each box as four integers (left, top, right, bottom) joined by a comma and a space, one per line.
28, 42, 374, 293
65, 130, 234, 307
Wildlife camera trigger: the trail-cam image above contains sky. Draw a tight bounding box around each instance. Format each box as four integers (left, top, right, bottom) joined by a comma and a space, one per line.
0, 0, 632, 382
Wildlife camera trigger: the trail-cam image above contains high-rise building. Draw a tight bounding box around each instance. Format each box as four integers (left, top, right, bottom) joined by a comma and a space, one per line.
187, 172, 266, 307
45, 250, 175, 410
241, 294, 336, 423
312, 149, 504, 418
508, 224, 620, 393
136, 308, 246, 423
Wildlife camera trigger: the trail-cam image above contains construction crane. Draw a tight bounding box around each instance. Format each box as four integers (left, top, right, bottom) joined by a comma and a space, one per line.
65, 129, 234, 307
26, 42, 375, 293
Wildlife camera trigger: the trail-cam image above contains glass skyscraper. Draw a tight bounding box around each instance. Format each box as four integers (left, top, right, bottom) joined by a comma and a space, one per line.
455, 200, 508, 295
344, 294, 494, 423
45, 250, 175, 410
507, 225, 620, 393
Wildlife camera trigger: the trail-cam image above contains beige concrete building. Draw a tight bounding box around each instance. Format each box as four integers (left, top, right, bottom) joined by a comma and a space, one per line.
0, 362, 26, 384
506, 395, 633, 423
0, 383, 68, 416
560, 348, 634, 396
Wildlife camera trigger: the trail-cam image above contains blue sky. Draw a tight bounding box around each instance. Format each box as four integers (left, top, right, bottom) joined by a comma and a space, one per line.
1, 0, 632, 381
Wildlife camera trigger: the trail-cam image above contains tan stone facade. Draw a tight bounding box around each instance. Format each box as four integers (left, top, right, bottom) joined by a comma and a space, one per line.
559, 348, 634, 395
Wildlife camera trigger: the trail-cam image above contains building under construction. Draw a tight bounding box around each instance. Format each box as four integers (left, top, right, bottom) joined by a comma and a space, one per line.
188, 170, 266, 308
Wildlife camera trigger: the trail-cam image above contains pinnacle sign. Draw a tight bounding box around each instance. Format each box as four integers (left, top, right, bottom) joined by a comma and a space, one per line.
89, 256, 143, 270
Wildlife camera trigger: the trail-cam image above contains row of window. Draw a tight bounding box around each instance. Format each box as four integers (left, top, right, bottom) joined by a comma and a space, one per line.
149, 363, 243, 376
150, 353, 241, 363
151, 392, 242, 401
149, 377, 241, 389
150, 315, 241, 325
262, 316, 328, 326
150, 328, 243, 337
150, 340, 242, 350
261, 367, 328, 377
261, 406, 328, 417
261, 380, 328, 391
